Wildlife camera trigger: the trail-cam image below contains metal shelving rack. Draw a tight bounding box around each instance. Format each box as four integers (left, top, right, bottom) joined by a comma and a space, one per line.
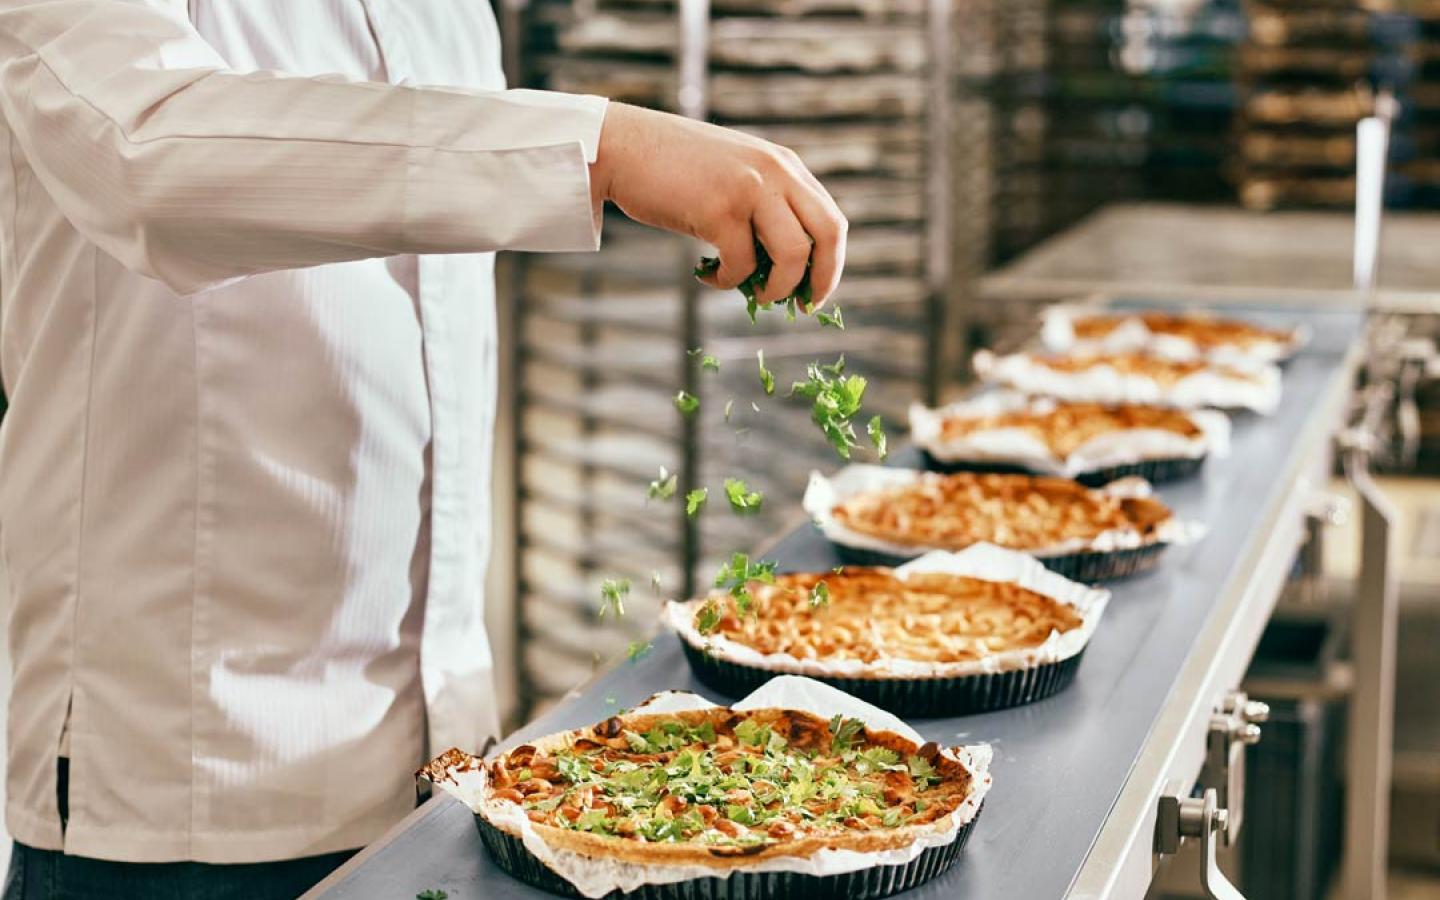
500, 0, 955, 721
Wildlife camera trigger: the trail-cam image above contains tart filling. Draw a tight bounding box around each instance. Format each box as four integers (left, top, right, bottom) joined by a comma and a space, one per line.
973, 349, 1281, 414
804, 465, 1200, 559
910, 393, 1231, 475
421, 681, 991, 896
1042, 306, 1306, 364
666, 545, 1109, 679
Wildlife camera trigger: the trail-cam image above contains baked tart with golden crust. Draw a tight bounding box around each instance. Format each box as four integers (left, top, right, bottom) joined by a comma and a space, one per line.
910, 392, 1230, 485
973, 349, 1282, 414
804, 465, 1198, 580
666, 546, 1108, 715
420, 694, 991, 900
1042, 306, 1305, 364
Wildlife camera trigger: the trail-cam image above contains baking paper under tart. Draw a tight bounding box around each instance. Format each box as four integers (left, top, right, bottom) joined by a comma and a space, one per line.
972, 349, 1282, 414
420, 680, 992, 900
909, 393, 1230, 484
1041, 304, 1308, 365
474, 809, 982, 900
802, 465, 1201, 582
666, 546, 1109, 716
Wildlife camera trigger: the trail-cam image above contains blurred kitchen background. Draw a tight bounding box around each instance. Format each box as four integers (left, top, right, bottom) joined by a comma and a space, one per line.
460, 1, 1440, 895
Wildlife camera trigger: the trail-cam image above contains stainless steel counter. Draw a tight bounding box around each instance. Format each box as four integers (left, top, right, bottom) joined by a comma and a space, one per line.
306, 305, 1366, 900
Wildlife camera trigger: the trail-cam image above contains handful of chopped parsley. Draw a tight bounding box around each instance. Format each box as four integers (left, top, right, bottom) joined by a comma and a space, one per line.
694, 242, 813, 324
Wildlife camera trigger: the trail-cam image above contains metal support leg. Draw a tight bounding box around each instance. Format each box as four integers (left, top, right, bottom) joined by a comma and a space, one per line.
1341, 454, 1398, 900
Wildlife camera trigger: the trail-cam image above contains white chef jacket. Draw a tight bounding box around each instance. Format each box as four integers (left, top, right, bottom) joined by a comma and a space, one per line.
0, 0, 606, 863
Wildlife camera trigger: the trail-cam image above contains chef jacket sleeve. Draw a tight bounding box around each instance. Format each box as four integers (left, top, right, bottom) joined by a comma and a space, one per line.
0, 0, 608, 294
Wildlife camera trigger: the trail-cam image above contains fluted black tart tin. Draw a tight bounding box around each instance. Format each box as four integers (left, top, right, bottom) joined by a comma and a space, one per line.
833, 541, 1168, 583
474, 805, 982, 900
920, 452, 1206, 487
680, 640, 1086, 717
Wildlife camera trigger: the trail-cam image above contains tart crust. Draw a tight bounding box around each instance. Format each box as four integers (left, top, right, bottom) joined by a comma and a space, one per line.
935, 401, 1202, 457
434, 707, 980, 870
691, 569, 1082, 667
1071, 312, 1296, 352
829, 471, 1174, 554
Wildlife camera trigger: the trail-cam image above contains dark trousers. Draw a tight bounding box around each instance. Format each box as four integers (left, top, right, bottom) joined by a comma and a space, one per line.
2, 760, 353, 899
1, 843, 353, 900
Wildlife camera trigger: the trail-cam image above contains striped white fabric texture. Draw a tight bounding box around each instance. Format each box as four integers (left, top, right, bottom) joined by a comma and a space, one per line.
0, 0, 604, 863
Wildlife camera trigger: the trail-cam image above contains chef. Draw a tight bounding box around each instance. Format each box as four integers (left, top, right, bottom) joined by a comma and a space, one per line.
0, 1, 846, 897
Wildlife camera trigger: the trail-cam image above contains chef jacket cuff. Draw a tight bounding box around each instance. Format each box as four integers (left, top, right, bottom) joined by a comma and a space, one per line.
408, 92, 608, 254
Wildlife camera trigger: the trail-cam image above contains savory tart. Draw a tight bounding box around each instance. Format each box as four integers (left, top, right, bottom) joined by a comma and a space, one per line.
803, 465, 1195, 580
973, 349, 1282, 414
910, 392, 1230, 485
666, 546, 1109, 715
421, 701, 991, 900
1042, 307, 1305, 364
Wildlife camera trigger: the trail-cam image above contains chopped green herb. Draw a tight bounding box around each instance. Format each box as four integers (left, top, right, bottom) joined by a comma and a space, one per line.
790, 357, 869, 459
724, 398, 735, 422
696, 599, 722, 635
685, 487, 708, 517
907, 754, 942, 788
832, 565, 846, 575
647, 466, 678, 501
829, 715, 866, 754
757, 350, 775, 396
701, 355, 720, 373
817, 307, 845, 330
650, 571, 664, 593
723, 477, 763, 515
674, 390, 700, 416
417, 890, 448, 900
599, 578, 630, 619
808, 581, 830, 609
694, 242, 813, 323
868, 414, 888, 460
626, 641, 653, 662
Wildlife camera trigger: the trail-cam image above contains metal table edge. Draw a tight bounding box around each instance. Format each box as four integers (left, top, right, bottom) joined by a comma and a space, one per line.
1063, 334, 1367, 900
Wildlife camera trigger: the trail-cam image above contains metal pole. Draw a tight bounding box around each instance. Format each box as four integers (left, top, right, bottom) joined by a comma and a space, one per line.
1342, 446, 1398, 900
924, 0, 954, 405
676, 0, 709, 595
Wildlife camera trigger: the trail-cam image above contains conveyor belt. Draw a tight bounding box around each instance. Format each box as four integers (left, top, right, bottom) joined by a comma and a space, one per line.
307, 305, 1365, 900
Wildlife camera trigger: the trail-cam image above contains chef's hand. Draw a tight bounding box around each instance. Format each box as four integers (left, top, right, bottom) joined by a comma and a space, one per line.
590, 102, 847, 309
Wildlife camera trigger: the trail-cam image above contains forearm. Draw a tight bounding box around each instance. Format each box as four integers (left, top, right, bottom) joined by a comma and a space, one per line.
0, 0, 607, 293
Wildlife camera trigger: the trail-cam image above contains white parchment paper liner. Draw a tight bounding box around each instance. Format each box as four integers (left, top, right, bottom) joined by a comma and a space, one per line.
665, 544, 1109, 679
972, 349, 1282, 415
1039, 304, 1309, 365
802, 464, 1205, 559
908, 392, 1231, 476
423, 676, 993, 899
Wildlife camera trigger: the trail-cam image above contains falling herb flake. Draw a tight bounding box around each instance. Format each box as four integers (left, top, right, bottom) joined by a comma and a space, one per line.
750, 401, 761, 413
832, 565, 846, 575
817, 307, 845, 330
808, 581, 830, 609
626, 641, 653, 662
756, 350, 776, 396
696, 599, 722, 635
723, 477, 763, 515
599, 578, 630, 619
701, 355, 720, 373
650, 571, 664, 593
685, 488, 708, 518
868, 415, 889, 460
647, 466, 678, 501
417, 891, 449, 900
724, 399, 735, 422
713, 552, 778, 619
693, 242, 813, 324
790, 356, 869, 460
674, 390, 700, 416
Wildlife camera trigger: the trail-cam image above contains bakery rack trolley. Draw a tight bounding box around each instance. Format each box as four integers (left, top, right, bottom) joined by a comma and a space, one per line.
493, 0, 958, 723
